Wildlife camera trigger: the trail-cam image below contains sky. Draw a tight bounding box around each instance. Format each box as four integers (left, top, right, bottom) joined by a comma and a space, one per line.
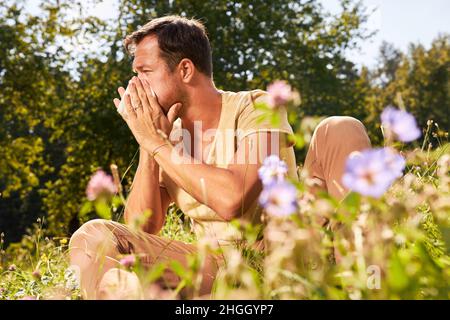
321, 0, 450, 68
26, 0, 450, 69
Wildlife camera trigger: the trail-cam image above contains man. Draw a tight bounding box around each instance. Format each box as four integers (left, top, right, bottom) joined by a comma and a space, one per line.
68, 15, 371, 300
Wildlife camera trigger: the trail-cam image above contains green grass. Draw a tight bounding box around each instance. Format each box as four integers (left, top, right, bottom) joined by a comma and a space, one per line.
0, 204, 195, 300
1, 144, 449, 300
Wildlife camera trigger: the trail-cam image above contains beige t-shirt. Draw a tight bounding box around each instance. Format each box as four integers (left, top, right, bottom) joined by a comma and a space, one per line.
160, 89, 298, 245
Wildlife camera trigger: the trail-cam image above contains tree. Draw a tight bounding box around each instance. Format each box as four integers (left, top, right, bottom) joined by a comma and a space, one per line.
368, 35, 449, 147
0, 0, 123, 242
0, 0, 393, 243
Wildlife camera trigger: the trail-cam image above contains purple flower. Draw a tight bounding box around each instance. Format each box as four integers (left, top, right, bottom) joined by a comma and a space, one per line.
258, 155, 288, 186
342, 147, 406, 198
119, 254, 136, 268
383, 147, 407, 179
381, 106, 421, 142
32, 270, 41, 279
267, 80, 294, 108
86, 170, 117, 201
259, 181, 298, 217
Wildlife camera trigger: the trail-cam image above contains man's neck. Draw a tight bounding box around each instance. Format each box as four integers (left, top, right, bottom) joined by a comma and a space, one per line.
179, 81, 222, 133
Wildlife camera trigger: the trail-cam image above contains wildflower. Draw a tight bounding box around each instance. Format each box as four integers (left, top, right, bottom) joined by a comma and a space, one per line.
226, 250, 243, 274
342, 147, 406, 198
267, 80, 295, 108
32, 270, 41, 279
381, 227, 394, 240
435, 154, 450, 179
259, 181, 298, 216
119, 254, 136, 268
59, 238, 68, 245
110, 163, 123, 194
14, 289, 25, 298
381, 106, 421, 142
86, 169, 117, 201
65, 266, 80, 291
40, 275, 51, 285
8, 264, 16, 271
258, 155, 288, 186
383, 147, 407, 178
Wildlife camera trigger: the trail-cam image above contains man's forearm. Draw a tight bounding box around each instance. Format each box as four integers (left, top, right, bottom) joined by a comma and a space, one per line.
124, 147, 164, 233
152, 143, 259, 221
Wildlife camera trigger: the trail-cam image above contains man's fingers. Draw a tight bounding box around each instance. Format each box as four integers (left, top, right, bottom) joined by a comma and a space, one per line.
137, 75, 163, 119
118, 87, 126, 98
137, 74, 155, 101
113, 98, 120, 109
133, 77, 151, 114
128, 82, 143, 114
137, 75, 159, 107
124, 92, 136, 119
167, 103, 182, 124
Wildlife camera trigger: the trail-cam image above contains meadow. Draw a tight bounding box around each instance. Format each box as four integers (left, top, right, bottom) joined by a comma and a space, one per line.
1, 91, 448, 300
0, 0, 448, 300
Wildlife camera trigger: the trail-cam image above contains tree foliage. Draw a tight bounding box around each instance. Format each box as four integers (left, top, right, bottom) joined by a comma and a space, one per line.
0, 0, 448, 245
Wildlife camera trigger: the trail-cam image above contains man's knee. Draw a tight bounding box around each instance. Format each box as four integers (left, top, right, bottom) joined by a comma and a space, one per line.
69, 219, 116, 259
316, 116, 365, 132
315, 116, 370, 144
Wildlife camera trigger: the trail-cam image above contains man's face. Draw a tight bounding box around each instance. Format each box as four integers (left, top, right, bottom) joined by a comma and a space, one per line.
132, 35, 183, 114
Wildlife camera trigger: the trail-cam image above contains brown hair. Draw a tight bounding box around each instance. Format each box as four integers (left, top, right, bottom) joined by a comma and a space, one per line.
124, 15, 212, 77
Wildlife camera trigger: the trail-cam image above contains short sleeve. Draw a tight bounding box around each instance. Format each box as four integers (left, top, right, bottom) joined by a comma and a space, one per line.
236, 90, 295, 146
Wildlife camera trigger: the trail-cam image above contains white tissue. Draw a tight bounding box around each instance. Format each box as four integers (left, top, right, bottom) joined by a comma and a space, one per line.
117, 85, 130, 117
117, 82, 156, 117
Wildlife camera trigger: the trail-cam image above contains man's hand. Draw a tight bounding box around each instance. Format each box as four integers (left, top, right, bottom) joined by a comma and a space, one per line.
113, 76, 181, 152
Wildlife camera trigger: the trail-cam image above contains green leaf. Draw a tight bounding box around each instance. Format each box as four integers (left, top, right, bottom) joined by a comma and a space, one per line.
145, 262, 167, 283
342, 192, 361, 219
94, 201, 111, 220
291, 133, 305, 149
79, 201, 93, 218
169, 260, 187, 278
387, 252, 409, 292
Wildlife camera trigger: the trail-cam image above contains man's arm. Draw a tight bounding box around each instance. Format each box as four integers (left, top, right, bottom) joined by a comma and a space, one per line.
124, 147, 172, 234
153, 132, 281, 221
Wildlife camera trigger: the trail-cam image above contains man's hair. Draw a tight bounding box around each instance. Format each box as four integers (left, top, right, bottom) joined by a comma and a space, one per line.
124, 15, 213, 77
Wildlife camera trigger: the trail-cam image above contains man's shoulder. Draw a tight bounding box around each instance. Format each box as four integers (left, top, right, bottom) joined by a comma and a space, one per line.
221, 89, 269, 112
221, 88, 267, 100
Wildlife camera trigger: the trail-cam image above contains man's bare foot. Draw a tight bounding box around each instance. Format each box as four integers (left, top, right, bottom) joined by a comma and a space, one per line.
97, 268, 144, 300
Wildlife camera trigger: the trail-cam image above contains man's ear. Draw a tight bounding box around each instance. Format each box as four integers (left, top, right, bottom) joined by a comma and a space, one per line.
178, 58, 195, 83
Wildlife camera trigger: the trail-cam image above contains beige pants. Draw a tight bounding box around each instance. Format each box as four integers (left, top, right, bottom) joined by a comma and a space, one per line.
68, 116, 371, 299
302, 116, 372, 199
